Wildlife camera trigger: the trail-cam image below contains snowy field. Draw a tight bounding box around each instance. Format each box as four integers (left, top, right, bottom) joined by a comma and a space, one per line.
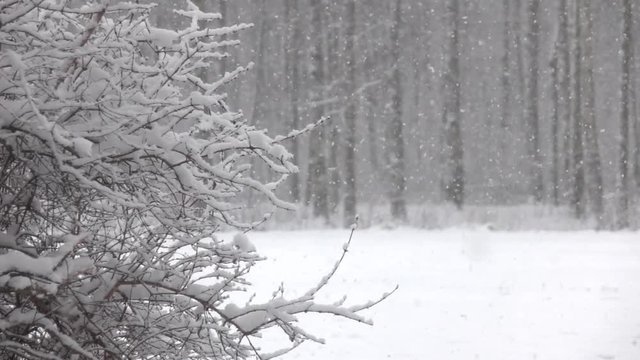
234, 229, 640, 360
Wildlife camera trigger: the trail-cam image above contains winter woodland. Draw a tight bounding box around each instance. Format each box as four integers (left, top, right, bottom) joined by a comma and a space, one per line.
0, 1, 391, 358
0, 0, 639, 359
188, 0, 638, 229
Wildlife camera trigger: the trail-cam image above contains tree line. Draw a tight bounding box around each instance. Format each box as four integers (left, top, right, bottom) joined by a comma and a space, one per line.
191, 0, 638, 228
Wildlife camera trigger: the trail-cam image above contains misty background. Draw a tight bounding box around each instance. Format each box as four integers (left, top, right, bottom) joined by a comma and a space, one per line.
154, 0, 638, 229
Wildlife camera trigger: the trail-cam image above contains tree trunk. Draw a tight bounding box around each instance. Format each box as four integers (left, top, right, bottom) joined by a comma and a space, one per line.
366, 90, 381, 220
388, 0, 407, 220
500, 0, 512, 163
525, 0, 544, 203
550, 0, 570, 206
343, 0, 358, 226
550, 48, 560, 206
579, 0, 604, 223
618, 0, 633, 228
514, 0, 527, 134
306, 0, 329, 221
285, 0, 302, 202
442, 0, 464, 209
558, 0, 572, 203
326, 3, 342, 217
571, 0, 586, 218
250, 0, 267, 126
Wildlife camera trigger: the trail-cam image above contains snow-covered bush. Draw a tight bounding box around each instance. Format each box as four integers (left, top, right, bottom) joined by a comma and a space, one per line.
0, 2, 386, 358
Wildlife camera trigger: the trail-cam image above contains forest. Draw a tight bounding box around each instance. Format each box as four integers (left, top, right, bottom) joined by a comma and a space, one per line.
174, 0, 640, 229
1, 1, 638, 359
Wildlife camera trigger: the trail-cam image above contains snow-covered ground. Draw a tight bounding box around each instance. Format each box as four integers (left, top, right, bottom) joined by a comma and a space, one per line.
237, 228, 640, 360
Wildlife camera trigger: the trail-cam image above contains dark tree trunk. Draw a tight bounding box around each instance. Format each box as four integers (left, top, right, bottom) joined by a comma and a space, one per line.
343, 0, 358, 226
525, 0, 544, 203
571, 0, 586, 218
250, 0, 267, 126
558, 0, 572, 203
388, 0, 407, 220
618, 0, 633, 228
326, 3, 342, 217
442, 0, 464, 209
550, 0, 570, 206
285, 0, 302, 202
306, 0, 329, 221
579, 0, 604, 222
550, 50, 560, 206
500, 0, 512, 157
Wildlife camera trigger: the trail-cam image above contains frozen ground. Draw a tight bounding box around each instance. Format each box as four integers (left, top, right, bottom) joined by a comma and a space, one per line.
235, 228, 640, 360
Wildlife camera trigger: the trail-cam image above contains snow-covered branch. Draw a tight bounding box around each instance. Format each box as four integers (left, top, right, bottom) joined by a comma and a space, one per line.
0, 2, 389, 359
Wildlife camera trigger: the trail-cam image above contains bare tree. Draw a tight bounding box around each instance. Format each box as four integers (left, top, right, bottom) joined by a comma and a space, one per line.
514, 0, 527, 139
525, 0, 544, 203
442, 0, 465, 209
570, 0, 586, 217
250, 0, 268, 126
326, 2, 343, 216
550, 0, 572, 206
0, 2, 393, 359
285, 0, 303, 202
559, 0, 572, 204
618, 0, 634, 228
500, 0, 512, 169
550, 45, 561, 205
306, 0, 330, 220
343, 0, 358, 226
578, 0, 605, 222
388, 0, 408, 219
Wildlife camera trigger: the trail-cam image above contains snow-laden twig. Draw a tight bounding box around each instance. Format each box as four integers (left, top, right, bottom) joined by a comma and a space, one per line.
305, 216, 358, 298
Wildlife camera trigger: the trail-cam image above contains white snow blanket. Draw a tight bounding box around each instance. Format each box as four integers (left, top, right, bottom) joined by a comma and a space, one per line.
239, 229, 640, 360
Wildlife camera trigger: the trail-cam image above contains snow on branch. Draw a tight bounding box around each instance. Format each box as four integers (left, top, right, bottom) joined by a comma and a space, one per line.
0, 2, 390, 359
